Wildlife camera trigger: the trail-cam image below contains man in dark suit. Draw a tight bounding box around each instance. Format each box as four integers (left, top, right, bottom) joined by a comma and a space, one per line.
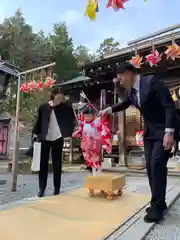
33, 88, 74, 197
100, 62, 176, 223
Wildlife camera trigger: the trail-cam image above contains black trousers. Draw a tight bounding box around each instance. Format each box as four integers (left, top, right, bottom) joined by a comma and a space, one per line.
144, 139, 171, 204
39, 138, 64, 192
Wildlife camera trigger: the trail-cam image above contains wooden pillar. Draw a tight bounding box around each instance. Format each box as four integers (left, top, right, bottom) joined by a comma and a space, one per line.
118, 98, 125, 165
45, 68, 52, 77
100, 89, 106, 110
112, 82, 117, 133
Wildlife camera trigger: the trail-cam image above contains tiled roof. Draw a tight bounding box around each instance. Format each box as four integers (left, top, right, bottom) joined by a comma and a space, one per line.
59, 76, 91, 86
0, 61, 20, 77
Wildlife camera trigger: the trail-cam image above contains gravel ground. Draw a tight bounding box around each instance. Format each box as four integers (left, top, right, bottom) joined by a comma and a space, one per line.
146, 197, 180, 240
0, 171, 89, 205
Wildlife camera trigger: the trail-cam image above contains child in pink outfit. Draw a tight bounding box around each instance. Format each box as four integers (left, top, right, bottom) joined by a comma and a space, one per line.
73, 104, 112, 175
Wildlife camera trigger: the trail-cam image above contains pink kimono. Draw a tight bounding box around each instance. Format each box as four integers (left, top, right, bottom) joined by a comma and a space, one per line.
73, 113, 112, 168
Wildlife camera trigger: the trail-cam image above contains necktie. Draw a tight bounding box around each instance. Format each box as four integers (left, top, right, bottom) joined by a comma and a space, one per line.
131, 88, 139, 108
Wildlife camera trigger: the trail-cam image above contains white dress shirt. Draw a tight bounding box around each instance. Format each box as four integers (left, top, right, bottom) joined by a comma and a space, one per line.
46, 101, 62, 141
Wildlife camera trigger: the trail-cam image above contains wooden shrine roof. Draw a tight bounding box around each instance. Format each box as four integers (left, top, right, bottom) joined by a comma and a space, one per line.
80, 29, 180, 86
60, 26, 180, 101
82, 30, 180, 72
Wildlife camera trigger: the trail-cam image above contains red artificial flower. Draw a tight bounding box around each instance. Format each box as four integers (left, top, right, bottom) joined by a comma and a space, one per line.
36, 81, 43, 89
20, 83, 29, 93
27, 81, 37, 91
145, 50, 162, 67
106, 0, 127, 10
44, 77, 56, 87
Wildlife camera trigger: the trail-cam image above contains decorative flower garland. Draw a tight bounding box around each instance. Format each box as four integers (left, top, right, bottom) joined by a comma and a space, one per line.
20, 77, 56, 93
128, 43, 180, 68
145, 50, 162, 67
165, 44, 180, 61
129, 54, 143, 68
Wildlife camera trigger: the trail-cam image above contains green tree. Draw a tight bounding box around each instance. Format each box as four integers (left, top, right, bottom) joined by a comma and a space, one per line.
97, 37, 120, 55
0, 10, 83, 122
0, 10, 53, 121
0, 81, 17, 116
0, 9, 35, 68
49, 22, 78, 82
20, 89, 50, 123
74, 45, 92, 66
0, 9, 53, 69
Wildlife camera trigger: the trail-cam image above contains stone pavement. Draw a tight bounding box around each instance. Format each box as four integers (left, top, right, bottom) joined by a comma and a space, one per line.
0, 171, 90, 204
0, 172, 154, 205
146, 197, 180, 240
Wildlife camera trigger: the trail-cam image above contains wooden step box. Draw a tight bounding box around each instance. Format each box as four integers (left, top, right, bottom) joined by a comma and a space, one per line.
84, 174, 126, 200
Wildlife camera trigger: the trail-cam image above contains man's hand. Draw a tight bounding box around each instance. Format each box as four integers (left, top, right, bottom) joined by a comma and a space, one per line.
99, 107, 112, 116
163, 133, 174, 150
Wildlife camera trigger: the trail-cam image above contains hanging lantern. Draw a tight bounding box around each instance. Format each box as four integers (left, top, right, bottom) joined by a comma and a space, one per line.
85, 0, 98, 20
164, 44, 180, 61
106, 0, 127, 11
129, 54, 143, 68
145, 50, 162, 67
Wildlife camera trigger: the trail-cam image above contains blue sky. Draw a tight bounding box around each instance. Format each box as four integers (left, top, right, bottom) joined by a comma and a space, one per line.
0, 0, 180, 51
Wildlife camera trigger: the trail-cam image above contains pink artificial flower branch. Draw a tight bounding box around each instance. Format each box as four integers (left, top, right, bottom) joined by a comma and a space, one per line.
20, 77, 56, 93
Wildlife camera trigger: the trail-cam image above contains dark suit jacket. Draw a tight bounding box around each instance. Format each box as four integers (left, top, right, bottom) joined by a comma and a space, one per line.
112, 75, 177, 140
32, 102, 75, 141
174, 109, 180, 142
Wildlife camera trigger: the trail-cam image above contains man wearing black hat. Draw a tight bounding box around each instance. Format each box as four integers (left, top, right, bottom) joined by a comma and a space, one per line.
100, 62, 176, 223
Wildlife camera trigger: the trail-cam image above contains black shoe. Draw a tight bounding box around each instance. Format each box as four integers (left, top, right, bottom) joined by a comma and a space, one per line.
144, 205, 164, 223
37, 189, 44, 198
146, 202, 167, 213
53, 190, 60, 196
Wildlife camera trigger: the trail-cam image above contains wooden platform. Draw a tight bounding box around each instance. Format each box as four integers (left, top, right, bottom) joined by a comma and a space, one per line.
84, 174, 125, 200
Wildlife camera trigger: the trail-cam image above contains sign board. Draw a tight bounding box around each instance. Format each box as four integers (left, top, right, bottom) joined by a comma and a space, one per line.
136, 131, 144, 146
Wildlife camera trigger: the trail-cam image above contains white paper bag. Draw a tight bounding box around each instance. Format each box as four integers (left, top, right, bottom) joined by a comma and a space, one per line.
31, 142, 41, 172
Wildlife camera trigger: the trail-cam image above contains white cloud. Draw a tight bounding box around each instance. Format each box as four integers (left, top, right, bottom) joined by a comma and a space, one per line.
59, 10, 81, 26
